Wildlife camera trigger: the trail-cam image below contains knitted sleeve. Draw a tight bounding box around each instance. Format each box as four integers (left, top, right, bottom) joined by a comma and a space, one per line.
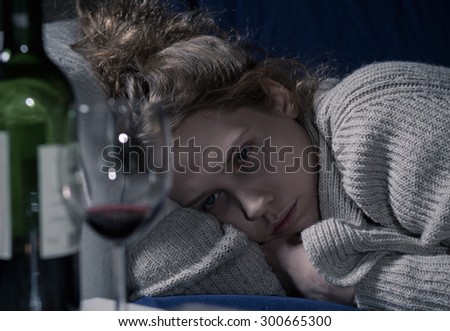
303, 61, 450, 310
127, 208, 285, 301
303, 219, 450, 310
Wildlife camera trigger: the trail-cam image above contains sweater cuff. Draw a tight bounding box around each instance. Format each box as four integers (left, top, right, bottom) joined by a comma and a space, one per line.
355, 254, 450, 310
302, 218, 448, 288
301, 219, 386, 287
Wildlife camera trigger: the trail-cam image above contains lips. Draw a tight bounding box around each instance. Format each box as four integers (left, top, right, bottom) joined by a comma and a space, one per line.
273, 200, 297, 235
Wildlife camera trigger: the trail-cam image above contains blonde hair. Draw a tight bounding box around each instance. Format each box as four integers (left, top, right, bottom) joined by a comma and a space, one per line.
72, 0, 319, 135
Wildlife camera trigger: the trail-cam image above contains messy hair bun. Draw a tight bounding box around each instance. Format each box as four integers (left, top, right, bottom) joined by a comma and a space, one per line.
73, 0, 319, 131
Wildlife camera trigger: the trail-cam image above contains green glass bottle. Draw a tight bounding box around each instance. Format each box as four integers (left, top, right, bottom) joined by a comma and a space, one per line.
0, 0, 80, 310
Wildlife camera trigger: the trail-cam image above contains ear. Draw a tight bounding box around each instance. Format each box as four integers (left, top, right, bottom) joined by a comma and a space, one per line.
261, 79, 298, 118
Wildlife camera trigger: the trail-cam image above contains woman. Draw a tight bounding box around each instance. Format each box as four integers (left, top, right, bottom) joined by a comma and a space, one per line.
73, 0, 450, 310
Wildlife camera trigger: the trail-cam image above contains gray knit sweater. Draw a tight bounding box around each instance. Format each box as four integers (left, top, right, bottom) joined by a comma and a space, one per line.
302, 61, 450, 310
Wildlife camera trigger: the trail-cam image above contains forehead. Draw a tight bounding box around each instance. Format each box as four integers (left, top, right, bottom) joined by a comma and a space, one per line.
178, 110, 240, 139
176, 107, 273, 143
173, 110, 246, 167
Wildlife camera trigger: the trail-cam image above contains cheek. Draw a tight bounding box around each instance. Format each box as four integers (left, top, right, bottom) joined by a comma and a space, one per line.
215, 206, 243, 229
216, 207, 265, 242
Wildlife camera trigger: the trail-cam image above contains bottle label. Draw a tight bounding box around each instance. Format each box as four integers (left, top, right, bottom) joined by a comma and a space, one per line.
38, 145, 79, 259
0, 132, 12, 260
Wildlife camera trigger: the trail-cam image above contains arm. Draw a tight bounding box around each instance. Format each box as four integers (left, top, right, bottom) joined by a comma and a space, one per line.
127, 208, 285, 300
303, 61, 450, 310
262, 235, 355, 306
302, 219, 450, 310
315, 61, 450, 242
356, 253, 450, 310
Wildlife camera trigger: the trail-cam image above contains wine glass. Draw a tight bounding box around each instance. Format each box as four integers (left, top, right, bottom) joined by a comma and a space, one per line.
60, 99, 172, 310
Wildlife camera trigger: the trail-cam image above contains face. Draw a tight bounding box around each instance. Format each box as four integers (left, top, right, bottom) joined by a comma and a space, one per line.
169, 84, 319, 243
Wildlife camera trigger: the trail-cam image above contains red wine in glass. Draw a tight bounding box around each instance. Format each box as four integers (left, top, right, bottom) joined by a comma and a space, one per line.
61, 101, 171, 310
86, 205, 151, 241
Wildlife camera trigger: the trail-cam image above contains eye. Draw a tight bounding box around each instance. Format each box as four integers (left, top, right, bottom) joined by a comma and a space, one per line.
202, 192, 220, 211
237, 146, 251, 165
234, 144, 259, 173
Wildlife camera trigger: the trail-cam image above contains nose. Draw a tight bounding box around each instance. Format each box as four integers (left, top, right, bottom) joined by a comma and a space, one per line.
235, 187, 274, 222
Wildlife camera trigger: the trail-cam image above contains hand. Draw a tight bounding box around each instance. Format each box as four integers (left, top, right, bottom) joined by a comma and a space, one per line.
261, 235, 302, 296
262, 235, 355, 306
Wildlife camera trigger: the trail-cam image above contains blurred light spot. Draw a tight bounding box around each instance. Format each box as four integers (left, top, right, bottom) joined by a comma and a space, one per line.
20, 44, 28, 53
1, 51, 11, 62
108, 168, 117, 180
118, 133, 129, 144
62, 186, 71, 199
79, 104, 90, 114
25, 98, 35, 107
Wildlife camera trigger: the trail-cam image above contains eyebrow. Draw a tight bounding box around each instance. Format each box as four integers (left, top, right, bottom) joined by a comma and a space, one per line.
184, 129, 248, 208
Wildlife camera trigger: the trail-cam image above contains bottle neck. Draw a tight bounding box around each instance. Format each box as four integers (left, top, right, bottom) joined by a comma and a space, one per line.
2, 0, 44, 55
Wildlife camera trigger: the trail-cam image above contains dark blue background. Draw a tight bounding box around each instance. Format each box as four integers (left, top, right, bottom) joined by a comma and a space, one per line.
199, 0, 450, 76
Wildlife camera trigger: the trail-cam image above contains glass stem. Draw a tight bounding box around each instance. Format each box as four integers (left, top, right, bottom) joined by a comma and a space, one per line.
29, 229, 42, 311
112, 241, 127, 311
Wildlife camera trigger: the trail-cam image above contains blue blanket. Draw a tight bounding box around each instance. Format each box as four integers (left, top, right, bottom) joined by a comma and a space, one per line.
136, 295, 358, 311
